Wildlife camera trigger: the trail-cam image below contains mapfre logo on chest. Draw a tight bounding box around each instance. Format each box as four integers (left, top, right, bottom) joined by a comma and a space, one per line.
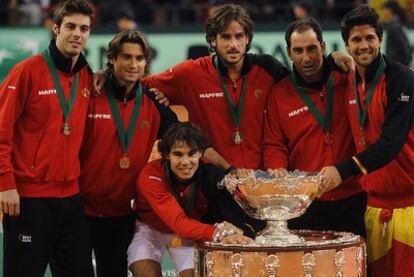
199, 92, 224, 99
37, 89, 57, 96
88, 113, 112, 119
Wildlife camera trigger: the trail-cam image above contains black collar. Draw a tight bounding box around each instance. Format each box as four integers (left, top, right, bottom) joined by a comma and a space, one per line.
212, 53, 252, 79
107, 74, 139, 102
292, 56, 331, 91
48, 40, 89, 74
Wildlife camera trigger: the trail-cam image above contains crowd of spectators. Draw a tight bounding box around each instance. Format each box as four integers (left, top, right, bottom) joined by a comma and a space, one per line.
0, 0, 413, 29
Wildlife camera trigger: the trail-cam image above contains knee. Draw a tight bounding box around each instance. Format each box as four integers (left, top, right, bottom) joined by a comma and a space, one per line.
129, 259, 162, 277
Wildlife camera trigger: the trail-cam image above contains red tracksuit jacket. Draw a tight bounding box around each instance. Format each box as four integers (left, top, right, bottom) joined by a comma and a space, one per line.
341, 57, 414, 208
263, 68, 361, 201
0, 43, 91, 197
142, 54, 289, 169
137, 159, 215, 241
79, 77, 177, 217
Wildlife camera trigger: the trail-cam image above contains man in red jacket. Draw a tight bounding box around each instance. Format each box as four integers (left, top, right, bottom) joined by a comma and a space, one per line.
0, 1, 95, 276
319, 5, 414, 276
263, 18, 366, 237
79, 30, 177, 277
129, 122, 258, 277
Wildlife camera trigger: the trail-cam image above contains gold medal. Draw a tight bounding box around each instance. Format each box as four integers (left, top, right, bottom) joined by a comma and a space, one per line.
82, 87, 89, 98
171, 236, 182, 248
323, 132, 333, 145
119, 156, 130, 169
234, 130, 243, 144
61, 122, 72, 136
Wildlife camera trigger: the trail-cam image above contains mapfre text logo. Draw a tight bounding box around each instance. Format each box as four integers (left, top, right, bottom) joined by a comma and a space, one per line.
88, 113, 112, 119
199, 92, 224, 99
38, 89, 57, 95
288, 105, 309, 118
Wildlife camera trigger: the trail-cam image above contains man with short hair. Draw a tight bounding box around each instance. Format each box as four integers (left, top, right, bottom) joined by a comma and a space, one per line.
143, 4, 289, 171
263, 18, 366, 237
79, 30, 177, 277
319, 5, 414, 276
0, 0, 95, 276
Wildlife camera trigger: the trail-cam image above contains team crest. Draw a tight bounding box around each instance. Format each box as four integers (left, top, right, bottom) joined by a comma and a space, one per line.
140, 120, 149, 129
254, 89, 263, 98
82, 87, 89, 98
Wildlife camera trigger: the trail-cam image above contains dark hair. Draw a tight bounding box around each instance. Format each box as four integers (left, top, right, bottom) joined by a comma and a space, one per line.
285, 17, 323, 50
158, 122, 210, 159
53, 0, 95, 27
341, 4, 383, 42
383, 1, 409, 26
205, 4, 254, 52
106, 30, 151, 73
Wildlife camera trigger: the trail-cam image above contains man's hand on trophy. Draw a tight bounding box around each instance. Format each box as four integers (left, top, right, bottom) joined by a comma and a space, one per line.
318, 166, 342, 197
227, 168, 254, 179
267, 168, 289, 177
213, 221, 242, 242
220, 233, 255, 245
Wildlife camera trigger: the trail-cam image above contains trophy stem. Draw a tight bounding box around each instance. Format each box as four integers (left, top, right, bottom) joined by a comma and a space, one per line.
255, 220, 304, 246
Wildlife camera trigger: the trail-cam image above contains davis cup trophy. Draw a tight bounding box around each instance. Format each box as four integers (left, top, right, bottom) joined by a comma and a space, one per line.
194, 170, 367, 277
221, 170, 319, 246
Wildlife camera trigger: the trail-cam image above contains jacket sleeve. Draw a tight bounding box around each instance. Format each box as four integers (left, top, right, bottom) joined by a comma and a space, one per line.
336, 63, 414, 179
263, 85, 289, 169
0, 63, 31, 191
138, 168, 215, 241
141, 60, 193, 105
201, 164, 265, 238
143, 89, 178, 139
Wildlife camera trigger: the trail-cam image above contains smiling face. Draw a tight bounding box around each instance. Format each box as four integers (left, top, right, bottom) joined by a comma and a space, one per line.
211, 20, 249, 70
110, 42, 146, 86
53, 13, 91, 59
167, 141, 203, 182
345, 24, 382, 69
288, 28, 326, 83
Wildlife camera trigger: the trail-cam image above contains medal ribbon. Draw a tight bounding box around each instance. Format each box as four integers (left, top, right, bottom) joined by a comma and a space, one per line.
214, 56, 248, 129
290, 72, 334, 133
353, 54, 386, 129
164, 161, 197, 215
104, 80, 143, 153
42, 49, 79, 121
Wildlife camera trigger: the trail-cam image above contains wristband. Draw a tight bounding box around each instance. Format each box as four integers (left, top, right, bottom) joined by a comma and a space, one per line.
225, 165, 237, 174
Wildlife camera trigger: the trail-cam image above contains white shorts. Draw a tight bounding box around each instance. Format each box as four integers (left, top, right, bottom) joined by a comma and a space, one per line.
127, 220, 195, 273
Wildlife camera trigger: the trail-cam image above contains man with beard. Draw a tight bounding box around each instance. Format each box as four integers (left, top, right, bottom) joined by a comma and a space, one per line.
319, 5, 414, 276
0, 0, 95, 276
263, 18, 366, 237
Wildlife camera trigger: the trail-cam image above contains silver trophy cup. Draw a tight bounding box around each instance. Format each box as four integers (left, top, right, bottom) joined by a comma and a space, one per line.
222, 170, 321, 246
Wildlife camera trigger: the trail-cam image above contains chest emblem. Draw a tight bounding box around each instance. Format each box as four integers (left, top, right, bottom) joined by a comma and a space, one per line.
254, 89, 263, 98
140, 120, 149, 129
